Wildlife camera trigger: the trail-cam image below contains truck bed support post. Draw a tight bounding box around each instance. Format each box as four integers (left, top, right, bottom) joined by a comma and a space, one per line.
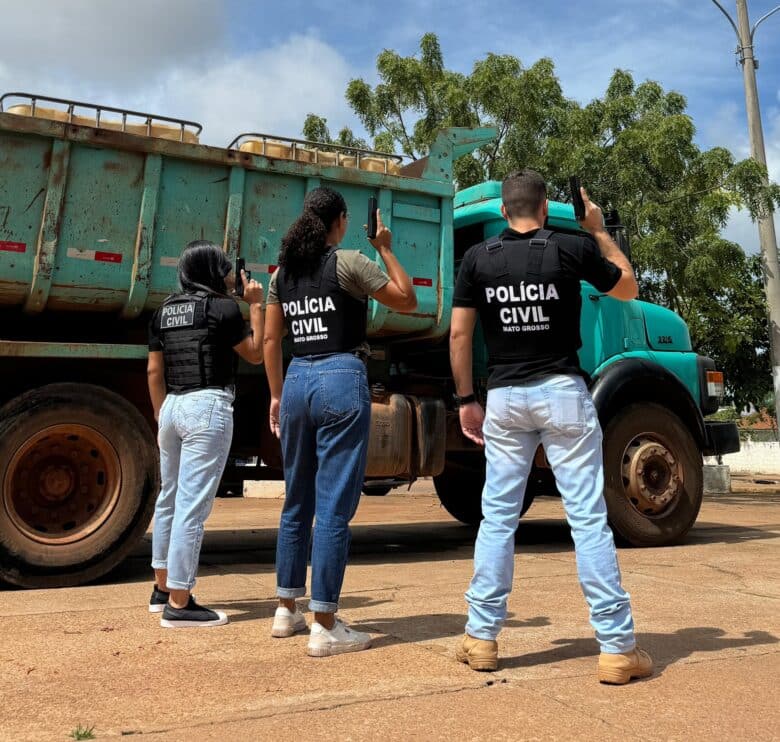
24, 139, 71, 314
122, 154, 162, 319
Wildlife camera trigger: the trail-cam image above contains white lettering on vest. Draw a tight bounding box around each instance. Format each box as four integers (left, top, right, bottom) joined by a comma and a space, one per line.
282, 295, 337, 317
161, 302, 195, 329
484, 282, 559, 334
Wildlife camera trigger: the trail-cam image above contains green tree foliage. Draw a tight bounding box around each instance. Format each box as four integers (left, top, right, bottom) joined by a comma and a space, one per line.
306, 34, 780, 408
301, 114, 368, 153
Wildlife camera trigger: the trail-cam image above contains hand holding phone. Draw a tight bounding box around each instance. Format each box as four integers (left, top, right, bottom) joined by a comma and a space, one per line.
235, 257, 251, 298
367, 197, 378, 240
569, 176, 586, 221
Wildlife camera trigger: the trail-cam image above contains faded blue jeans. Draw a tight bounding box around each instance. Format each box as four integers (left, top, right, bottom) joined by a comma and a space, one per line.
466, 374, 636, 654
152, 388, 234, 591
276, 353, 371, 613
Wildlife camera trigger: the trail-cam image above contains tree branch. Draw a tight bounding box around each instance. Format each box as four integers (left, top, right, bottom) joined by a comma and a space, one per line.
392, 100, 416, 158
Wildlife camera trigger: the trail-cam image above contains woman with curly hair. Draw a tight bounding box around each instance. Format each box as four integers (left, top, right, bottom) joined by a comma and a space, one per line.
264, 187, 416, 655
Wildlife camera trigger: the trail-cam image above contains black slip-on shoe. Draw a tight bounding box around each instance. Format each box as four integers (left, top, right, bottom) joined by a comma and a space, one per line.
160, 597, 228, 628
148, 585, 170, 614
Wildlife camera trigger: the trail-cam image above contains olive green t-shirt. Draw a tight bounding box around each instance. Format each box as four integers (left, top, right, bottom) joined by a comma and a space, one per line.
266, 249, 390, 305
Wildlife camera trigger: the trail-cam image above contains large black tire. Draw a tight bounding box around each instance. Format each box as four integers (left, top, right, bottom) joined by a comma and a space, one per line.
434, 452, 536, 525
602, 403, 703, 547
0, 383, 159, 588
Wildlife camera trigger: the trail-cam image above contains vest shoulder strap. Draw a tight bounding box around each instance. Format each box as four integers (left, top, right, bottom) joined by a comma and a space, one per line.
527, 229, 557, 278
310, 246, 339, 289
482, 237, 508, 275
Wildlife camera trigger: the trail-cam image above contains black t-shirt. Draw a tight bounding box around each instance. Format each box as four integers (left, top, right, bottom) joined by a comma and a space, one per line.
148, 295, 251, 391
453, 227, 621, 388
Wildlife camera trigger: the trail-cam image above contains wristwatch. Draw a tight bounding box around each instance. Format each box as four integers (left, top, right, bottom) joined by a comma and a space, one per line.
453, 392, 477, 407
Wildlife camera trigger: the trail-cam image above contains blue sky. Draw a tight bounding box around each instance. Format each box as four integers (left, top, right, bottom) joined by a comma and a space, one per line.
1, 0, 778, 250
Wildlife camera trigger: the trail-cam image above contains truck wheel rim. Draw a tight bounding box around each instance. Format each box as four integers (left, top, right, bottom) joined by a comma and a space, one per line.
3, 424, 122, 545
620, 436, 683, 517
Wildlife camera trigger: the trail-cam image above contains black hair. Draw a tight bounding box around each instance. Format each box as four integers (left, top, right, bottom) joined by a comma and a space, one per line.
278, 187, 347, 279
501, 169, 547, 219
177, 240, 232, 295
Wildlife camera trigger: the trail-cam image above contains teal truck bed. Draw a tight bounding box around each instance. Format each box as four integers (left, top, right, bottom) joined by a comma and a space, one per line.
0, 93, 738, 588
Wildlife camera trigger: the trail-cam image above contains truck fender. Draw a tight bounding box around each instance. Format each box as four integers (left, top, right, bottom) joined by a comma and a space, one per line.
589, 358, 707, 447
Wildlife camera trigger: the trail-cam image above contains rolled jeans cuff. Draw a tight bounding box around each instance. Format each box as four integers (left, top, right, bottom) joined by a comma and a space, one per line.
277, 586, 306, 599
465, 625, 498, 642
166, 578, 196, 591
600, 640, 637, 655
309, 599, 338, 613
151, 559, 167, 570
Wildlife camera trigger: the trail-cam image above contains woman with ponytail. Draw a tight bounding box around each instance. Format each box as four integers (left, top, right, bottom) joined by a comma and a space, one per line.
264, 187, 417, 656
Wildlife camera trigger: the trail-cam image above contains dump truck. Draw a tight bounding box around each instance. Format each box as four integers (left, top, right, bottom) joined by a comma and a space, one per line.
0, 93, 740, 588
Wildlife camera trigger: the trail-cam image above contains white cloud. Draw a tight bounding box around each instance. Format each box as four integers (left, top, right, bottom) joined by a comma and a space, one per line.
0, 3, 358, 146
0, 0, 226, 93
152, 35, 358, 146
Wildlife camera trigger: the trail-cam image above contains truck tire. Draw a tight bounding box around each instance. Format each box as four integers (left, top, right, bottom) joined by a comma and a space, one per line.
0, 384, 159, 588
434, 453, 536, 525
602, 403, 702, 547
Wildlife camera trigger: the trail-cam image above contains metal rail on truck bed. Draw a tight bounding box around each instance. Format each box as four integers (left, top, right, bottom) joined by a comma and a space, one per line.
0, 92, 496, 357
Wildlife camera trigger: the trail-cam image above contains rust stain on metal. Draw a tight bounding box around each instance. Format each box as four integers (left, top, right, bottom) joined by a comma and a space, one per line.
406, 311, 436, 319
103, 161, 124, 172
50, 149, 67, 188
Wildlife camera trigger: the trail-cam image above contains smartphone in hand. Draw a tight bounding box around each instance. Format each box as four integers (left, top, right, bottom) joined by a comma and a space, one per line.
367, 197, 378, 239
235, 257, 250, 297
569, 176, 586, 221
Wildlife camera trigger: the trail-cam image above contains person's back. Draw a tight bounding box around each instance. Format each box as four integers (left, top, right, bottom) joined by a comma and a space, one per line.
449, 169, 653, 684
147, 240, 264, 627
264, 187, 417, 656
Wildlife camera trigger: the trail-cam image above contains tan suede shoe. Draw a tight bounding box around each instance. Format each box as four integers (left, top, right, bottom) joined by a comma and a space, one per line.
598, 647, 654, 684
455, 633, 498, 671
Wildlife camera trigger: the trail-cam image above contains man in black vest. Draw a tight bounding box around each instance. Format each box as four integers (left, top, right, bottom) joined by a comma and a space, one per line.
450, 169, 653, 684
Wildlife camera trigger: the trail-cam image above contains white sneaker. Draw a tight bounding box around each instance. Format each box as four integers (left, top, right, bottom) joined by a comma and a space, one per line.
307, 618, 372, 657
271, 604, 308, 638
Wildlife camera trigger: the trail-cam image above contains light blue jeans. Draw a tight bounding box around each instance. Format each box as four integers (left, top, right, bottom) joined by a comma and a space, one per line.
466, 374, 636, 654
151, 388, 234, 591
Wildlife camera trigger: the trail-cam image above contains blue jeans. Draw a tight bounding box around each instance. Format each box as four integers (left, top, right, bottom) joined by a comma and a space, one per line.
276, 353, 371, 613
151, 388, 234, 591
466, 374, 636, 654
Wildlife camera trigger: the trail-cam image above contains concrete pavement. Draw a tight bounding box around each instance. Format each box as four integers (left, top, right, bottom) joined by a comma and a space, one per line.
1, 480, 779, 741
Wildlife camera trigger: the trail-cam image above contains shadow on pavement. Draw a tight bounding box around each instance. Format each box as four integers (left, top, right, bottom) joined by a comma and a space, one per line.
349, 614, 778, 677
352, 613, 551, 645
207, 594, 396, 624
3, 505, 777, 591
497, 627, 779, 674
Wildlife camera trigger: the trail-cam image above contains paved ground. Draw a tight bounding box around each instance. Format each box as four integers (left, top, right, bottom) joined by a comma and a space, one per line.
2, 476, 779, 741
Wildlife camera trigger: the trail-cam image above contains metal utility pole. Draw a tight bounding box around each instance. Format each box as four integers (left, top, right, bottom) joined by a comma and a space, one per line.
712, 0, 780, 432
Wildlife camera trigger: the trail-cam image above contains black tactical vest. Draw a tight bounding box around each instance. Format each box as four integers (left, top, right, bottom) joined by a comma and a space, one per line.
156, 292, 235, 392
472, 230, 582, 365
275, 248, 367, 357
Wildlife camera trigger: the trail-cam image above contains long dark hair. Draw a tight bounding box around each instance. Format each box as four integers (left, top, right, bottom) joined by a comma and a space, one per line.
178, 240, 232, 295
278, 187, 347, 279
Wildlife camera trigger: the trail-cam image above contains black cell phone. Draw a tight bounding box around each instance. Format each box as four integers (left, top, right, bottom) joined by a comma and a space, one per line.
235, 257, 250, 297
367, 196, 378, 239
569, 176, 586, 221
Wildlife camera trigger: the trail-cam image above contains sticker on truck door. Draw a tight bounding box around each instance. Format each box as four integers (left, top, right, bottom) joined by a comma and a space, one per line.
67, 248, 123, 263
0, 241, 26, 253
